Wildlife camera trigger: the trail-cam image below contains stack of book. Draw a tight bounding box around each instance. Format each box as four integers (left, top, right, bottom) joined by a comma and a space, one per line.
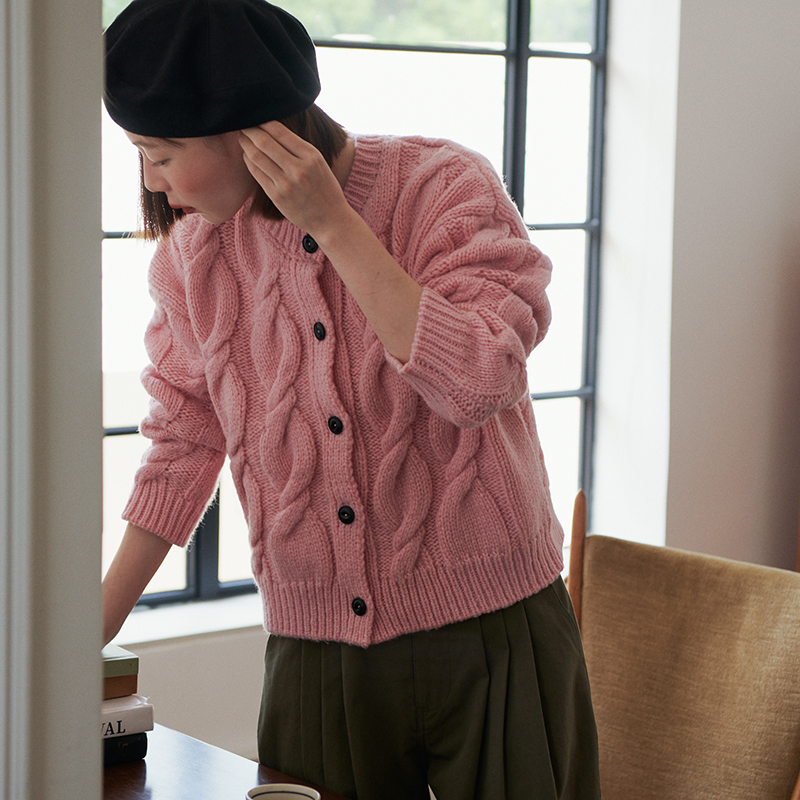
101, 644, 154, 767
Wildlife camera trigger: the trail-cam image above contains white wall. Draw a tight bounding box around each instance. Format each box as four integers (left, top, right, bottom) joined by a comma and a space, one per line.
595, 0, 800, 571
665, 0, 800, 568
128, 627, 267, 760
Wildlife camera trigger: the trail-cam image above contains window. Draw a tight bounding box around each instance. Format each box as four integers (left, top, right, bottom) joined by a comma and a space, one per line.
101, 0, 607, 603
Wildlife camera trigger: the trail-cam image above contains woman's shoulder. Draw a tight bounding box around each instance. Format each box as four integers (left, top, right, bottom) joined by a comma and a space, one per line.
352, 133, 509, 220
357, 132, 497, 177
356, 136, 520, 234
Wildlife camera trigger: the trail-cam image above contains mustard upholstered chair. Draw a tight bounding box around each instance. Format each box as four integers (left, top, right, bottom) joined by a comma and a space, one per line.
568, 491, 800, 800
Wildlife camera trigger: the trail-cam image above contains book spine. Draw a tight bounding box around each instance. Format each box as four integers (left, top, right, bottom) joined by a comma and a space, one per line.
103, 731, 148, 767
102, 655, 139, 679
103, 673, 139, 701
102, 644, 139, 679
101, 697, 154, 739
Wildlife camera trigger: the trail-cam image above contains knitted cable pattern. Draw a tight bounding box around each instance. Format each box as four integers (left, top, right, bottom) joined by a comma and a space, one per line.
135, 407, 201, 488
386, 141, 546, 428
371, 142, 514, 571
428, 412, 511, 562
125, 134, 564, 645
250, 246, 334, 583
183, 225, 245, 452
132, 227, 231, 527
222, 219, 264, 573
360, 327, 432, 580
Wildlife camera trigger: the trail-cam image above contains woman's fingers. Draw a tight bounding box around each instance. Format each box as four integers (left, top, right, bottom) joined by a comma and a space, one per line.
239, 135, 278, 186
239, 126, 306, 198
238, 121, 347, 235
240, 121, 314, 173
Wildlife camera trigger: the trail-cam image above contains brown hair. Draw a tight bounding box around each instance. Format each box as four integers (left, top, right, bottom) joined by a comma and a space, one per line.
138, 104, 348, 240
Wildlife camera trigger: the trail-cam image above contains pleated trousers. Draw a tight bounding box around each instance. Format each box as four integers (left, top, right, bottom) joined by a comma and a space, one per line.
258, 577, 600, 800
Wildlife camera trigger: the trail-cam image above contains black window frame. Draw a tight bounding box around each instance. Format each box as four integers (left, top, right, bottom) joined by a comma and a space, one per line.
102, 0, 607, 607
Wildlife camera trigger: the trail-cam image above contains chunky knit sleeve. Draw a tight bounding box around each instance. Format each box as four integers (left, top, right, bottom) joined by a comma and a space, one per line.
122, 233, 227, 547
383, 140, 552, 428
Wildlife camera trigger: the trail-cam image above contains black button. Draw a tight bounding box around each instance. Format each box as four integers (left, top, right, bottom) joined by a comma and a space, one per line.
352, 597, 367, 616
302, 234, 318, 253
328, 416, 344, 435
338, 505, 355, 525
313, 322, 326, 341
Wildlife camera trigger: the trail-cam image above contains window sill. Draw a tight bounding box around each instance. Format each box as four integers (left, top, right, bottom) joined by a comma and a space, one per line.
113, 592, 264, 647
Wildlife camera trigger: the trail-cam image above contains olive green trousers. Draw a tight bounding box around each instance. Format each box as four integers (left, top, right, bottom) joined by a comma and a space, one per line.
258, 577, 599, 800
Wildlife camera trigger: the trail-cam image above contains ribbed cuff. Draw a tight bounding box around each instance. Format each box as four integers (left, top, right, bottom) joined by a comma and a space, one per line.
122, 467, 220, 547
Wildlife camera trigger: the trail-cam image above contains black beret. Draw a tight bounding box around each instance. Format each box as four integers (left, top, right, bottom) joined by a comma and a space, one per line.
104, 0, 321, 138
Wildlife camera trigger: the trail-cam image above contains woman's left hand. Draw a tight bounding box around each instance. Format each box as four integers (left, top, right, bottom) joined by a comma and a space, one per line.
239, 121, 350, 239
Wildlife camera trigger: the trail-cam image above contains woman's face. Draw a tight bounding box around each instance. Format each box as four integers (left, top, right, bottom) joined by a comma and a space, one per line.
125, 131, 258, 224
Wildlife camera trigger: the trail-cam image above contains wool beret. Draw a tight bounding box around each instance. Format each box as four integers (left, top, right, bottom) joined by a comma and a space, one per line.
104, 0, 321, 138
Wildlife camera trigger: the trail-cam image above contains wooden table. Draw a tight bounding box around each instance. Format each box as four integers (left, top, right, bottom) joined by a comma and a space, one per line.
103, 724, 347, 800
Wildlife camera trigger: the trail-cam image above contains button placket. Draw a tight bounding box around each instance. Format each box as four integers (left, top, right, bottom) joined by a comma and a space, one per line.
297, 263, 372, 634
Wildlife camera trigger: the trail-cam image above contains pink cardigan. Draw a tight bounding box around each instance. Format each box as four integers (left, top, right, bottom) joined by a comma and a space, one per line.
124, 133, 564, 646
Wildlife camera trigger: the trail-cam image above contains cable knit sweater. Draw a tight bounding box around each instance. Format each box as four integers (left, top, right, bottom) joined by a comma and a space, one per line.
123, 133, 564, 647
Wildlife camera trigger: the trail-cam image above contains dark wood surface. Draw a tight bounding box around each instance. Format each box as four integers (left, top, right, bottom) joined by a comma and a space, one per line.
103, 723, 346, 800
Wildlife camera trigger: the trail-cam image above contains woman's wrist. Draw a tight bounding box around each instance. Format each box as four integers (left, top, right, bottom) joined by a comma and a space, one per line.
102, 523, 172, 645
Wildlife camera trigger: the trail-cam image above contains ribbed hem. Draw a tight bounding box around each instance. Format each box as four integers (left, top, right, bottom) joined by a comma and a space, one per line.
256, 530, 564, 648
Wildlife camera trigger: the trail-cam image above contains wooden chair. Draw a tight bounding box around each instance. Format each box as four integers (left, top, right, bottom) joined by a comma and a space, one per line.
567, 491, 800, 800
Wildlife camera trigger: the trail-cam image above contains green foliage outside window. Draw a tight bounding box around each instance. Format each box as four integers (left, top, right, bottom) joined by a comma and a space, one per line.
531, 0, 593, 45
102, 0, 592, 48
277, 0, 506, 46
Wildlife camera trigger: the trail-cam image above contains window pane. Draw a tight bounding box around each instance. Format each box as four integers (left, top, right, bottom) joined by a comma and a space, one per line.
102, 238, 156, 429
218, 461, 254, 584
526, 229, 585, 393
102, 106, 141, 233
531, 396, 581, 538
524, 56, 591, 224
279, 0, 505, 49
317, 48, 505, 176
531, 0, 594, 52
103, 434, 188, 594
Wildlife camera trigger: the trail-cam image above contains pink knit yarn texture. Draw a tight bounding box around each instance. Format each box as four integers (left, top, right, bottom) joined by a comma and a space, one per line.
123, 134, 564, 646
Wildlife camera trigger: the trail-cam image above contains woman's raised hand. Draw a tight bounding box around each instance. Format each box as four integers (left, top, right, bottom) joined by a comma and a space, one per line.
240, 121, 422, 363
239, 121, 350, 240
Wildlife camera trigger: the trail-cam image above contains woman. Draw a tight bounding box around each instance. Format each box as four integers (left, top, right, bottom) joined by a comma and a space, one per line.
102, 1, 599, 797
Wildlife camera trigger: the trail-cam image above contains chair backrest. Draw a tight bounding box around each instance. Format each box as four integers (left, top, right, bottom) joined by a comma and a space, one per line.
575, 532, 800, 800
